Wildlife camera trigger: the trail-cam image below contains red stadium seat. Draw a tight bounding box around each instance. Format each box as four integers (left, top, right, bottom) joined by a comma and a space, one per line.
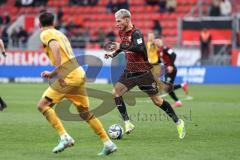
7, 0, 203, 47
98, 0, 108, 6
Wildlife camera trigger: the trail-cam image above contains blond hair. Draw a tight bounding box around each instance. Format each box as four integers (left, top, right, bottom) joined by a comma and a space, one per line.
115, 9, 131, 19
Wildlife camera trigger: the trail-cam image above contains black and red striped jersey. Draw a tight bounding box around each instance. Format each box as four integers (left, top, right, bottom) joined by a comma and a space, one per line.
159, 46, 176, 67
118, 26, 152, 72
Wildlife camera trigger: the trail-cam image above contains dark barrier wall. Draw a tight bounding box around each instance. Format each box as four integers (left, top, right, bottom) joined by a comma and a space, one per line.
182, 17, 233, 45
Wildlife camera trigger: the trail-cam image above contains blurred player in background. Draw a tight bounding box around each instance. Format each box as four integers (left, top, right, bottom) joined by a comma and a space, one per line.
37, 12, 117, 155
154, 39, 189, 108
0, 38, 7, 111
105, 9, 186, 139
146, 32, 164, 91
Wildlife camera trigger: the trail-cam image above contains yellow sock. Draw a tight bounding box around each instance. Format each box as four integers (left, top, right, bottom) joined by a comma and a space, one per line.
41, 106, 66, 136
87, 117, 109, 142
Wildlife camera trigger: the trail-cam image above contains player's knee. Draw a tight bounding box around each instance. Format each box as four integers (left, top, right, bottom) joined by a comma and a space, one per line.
112, 88, 120, 97
151, 96, 163, 106
78, 107, 94, 121
37, 101, 45, 112
37, 98, 52, 112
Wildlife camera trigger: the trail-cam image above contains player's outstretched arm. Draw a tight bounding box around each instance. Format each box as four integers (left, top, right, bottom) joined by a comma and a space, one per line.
104, 41, 122, 59
104, 49, 122, 59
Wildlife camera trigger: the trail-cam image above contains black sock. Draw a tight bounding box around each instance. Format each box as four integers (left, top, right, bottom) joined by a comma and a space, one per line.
114, 96, 129, 121
159, 100, 179, 123
169, 91, 179, 101
0, 97, 7, 111
173, 84, 182, 90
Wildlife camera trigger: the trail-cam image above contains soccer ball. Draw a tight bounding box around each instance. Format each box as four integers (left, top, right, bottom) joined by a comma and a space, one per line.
108, 124, 124, 139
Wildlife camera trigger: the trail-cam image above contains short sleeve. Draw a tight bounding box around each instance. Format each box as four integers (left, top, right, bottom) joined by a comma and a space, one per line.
40, 30, 56, 46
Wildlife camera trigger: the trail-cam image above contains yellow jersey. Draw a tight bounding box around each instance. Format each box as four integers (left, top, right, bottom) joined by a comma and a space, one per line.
147, 41, 159, 64
40, 28, 85, 85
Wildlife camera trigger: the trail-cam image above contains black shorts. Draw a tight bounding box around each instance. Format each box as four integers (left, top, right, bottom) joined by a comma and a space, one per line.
118, 70, 159, 96
165, 67, 177, 84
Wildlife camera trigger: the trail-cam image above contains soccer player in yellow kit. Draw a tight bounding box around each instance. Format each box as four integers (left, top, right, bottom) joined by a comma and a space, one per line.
146, 32, 163, 91
0, 38, 7, 111
37, 12, 117, 155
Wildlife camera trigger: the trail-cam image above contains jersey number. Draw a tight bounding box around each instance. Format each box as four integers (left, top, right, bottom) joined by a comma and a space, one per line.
60, 36, 74, 57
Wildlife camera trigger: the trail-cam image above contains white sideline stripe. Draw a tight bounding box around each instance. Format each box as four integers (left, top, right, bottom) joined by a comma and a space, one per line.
0, 78, 9, 83
137, 95, 194, 103
0, 78, 109, 84
15, 78, 44, 83
91, 78, 108, 84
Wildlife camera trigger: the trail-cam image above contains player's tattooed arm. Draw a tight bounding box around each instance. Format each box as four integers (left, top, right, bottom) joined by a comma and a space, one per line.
104, 48, 122, 59
112, 49, 123, 57
119, 30, 145, 53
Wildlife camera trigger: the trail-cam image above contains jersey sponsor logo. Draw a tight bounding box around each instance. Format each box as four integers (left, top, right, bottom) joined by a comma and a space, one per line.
168, 49, 174, 55
137, 38, 143, 44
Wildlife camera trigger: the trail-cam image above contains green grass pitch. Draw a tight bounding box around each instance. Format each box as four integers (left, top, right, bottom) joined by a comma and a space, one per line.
0, 83, 240, 160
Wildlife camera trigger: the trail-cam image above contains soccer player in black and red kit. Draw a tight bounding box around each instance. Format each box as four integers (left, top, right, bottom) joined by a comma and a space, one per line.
104, 9, 186, 139
154, 39, 189, 108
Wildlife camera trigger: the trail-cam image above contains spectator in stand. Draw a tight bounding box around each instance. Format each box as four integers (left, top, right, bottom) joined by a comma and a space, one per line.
84, 27, 91, 44
57, 7, 63, 23
159, 0, 167, 13
146, 0, 159, 5
89, 0, 98, 6
0, 16, 3, 25
69, 0, 98, 6
57, 23, 68, 35
106, 28, 116, 42
200, 28, 212, 65
0, 0, 7, 5
209, 0, 221, 16
11, 28, 19, 48
106, 0, 113, 13
96, 27, 106, 48
66, 18, 79, 33
3, 12, 11, 25
69, 0, 78, 5
18, 27, 28, 49
106, 0, 127, 13
112, 0, 119, 13
220, 0, 232, 16
1, 27, 9, 49
15, 0, 21, 6
34, 0, 48, 6
238, 32, 240, 47
152, 20, 162, 37
166, 0, 177, 13
119, 0, 129, 10
73, 28, 87, 48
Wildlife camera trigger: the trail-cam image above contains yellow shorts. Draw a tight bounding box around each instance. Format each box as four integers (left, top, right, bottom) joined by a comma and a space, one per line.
42, 78, 89, 108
